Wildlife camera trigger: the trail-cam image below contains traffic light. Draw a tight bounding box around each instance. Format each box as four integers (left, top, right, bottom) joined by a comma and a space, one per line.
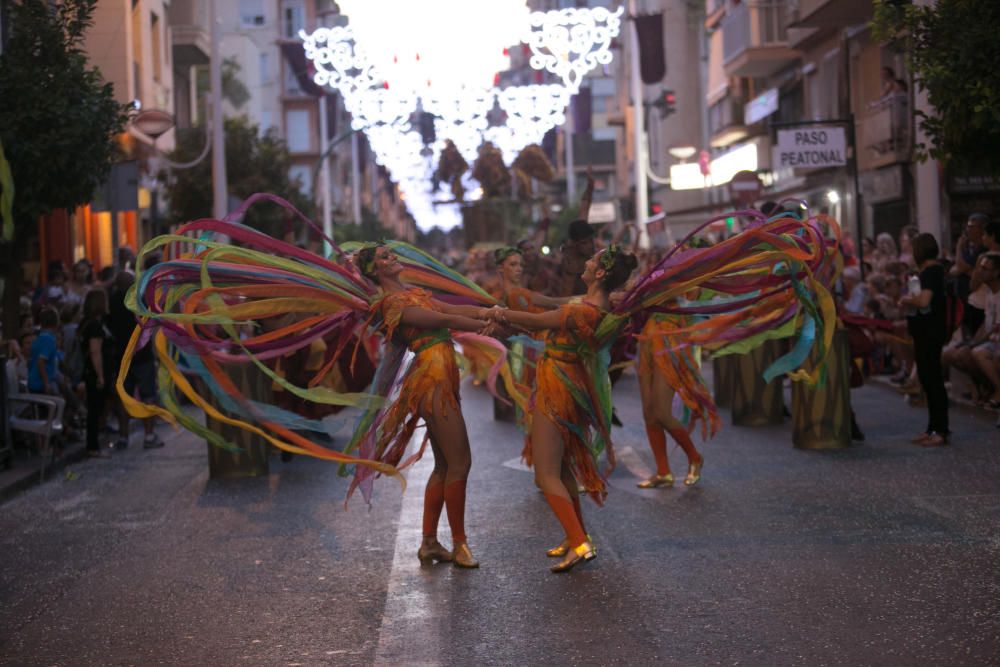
660, 90, 676, 118
644, 90, 677, 119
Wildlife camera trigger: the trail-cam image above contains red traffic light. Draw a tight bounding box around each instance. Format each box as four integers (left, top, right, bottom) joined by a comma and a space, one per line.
664, 92, 676, 105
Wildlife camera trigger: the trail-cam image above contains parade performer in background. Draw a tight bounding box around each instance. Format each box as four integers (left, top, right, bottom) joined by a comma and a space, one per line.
634, 297, 719, 489
498, 245, 639, 573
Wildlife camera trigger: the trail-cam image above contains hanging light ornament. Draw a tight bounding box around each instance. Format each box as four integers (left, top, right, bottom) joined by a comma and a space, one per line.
523, 6, 624, 92
335, 0, 528, 93
299, 26, 380, 96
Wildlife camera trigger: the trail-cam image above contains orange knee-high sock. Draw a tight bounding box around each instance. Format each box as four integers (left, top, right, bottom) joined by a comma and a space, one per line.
422, 481, 445, 538
667, 426, 701, 464
571, 494, 587, 535
443, 479, 468, 544
543, 493, 588, 547
645, 425, 671, 476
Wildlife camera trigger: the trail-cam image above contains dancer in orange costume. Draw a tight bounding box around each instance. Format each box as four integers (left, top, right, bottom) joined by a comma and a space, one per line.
635, 304, 719, 489
497, 246, 638, 573
356, 243, 501, 569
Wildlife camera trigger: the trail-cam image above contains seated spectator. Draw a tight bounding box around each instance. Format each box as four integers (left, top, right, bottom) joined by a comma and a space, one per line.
27, 307, 61, 396
873, 232, 900, 274
842, 266, 868, 315
898, 225, 919, 268
943, 253, 992, 401
970, 253, 1000, 408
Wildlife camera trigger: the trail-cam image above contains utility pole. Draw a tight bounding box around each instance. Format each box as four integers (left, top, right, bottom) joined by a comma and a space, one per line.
350, 131, 362, 225
566, 96, 576, 201
209, 2, 228, 221
319, 94, 332, 255
629, 0, 650, 249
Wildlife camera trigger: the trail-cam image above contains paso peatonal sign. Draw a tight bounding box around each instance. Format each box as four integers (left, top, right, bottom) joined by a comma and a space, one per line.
774, 126, 847, 169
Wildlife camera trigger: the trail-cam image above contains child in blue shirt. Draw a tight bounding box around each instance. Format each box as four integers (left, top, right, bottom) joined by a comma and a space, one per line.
28, 307, 61, 394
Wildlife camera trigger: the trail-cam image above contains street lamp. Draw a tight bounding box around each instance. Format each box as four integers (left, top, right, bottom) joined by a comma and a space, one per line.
668, 145, 697, 162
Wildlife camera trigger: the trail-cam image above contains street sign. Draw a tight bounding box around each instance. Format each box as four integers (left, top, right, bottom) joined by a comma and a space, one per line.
774, 126, 847, 169
728, 170, 762, 206
588, 200, 617, 224
92, 160, 139, 212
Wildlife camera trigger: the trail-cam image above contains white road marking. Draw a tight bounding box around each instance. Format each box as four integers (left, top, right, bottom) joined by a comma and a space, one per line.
374, 428, 444, 667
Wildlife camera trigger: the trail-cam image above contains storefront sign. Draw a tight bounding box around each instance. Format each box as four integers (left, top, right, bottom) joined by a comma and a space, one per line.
860, 165, 903, 204
744, 88, 779, 125
774, 127, 846, 169
670, 143, 758, 191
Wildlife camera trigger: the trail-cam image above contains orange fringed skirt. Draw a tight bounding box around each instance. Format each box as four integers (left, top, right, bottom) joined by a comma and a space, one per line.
377, 338, 461, 469
637, 314, 720, 440
523, 349, 608, 505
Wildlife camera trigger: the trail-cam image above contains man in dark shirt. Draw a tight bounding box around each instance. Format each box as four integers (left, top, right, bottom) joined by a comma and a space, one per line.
108, 271, 163, 449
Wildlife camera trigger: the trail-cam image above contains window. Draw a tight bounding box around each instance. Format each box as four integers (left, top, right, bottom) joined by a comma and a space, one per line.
259, 52, 270, 86
151, 12, 161, 82
289, 164, 312, 196
286, 110, 311, 152
240, 0, 266, 27
284, 64, 303, 96
260, 111, 273, 134
282, 0, 305, 39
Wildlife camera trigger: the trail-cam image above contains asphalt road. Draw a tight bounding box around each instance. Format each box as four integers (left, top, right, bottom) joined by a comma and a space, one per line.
1, 371, 998, 666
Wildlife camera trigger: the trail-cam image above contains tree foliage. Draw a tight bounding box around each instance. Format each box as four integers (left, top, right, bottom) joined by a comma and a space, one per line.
873, 0, 1000, 172
163, 116, 316, 238
0, 0, 131, 227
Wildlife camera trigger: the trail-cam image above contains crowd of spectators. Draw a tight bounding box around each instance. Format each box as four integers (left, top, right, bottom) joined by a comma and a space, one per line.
841, 214, 1000, 432
3, 247, 165, 459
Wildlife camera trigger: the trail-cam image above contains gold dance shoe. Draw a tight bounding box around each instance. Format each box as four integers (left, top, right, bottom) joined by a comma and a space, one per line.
452, 542, 480, 569
550, 541, 597, 573
417, 539, 453, 565
683, 457, 704, 486
546, 533, 594, 557
637, 473, 674, 489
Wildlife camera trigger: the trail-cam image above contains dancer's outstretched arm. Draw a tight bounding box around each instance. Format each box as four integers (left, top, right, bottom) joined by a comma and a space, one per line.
399, 305, 486, 333
502, 307, 570, 332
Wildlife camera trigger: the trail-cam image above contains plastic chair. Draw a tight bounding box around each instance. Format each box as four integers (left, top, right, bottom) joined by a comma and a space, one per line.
5, 359, 65, 453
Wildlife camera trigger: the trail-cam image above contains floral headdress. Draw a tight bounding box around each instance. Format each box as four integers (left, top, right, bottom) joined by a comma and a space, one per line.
599, 244, 621, 273
494, 246, 522, 266
356, 241, 386, 277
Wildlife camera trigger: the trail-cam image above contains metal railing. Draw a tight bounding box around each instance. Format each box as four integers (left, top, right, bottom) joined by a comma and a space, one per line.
722, 1, 790, 62
708, 95, 744, 136
858, 93, 911, 165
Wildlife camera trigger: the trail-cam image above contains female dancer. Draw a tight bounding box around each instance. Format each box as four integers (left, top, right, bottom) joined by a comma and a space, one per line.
492, 246, 568, 312
355, 243, 500, 567
635, 301, 719, 488
499, 245, 638, 573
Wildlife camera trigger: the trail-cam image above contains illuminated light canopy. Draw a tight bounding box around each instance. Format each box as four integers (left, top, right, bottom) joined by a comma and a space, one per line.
523, 6, 624, 92
335, 0, 528, 93
299, 5, 625, 230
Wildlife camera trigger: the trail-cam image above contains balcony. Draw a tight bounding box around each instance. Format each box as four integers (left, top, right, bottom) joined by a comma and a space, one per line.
857, 94, 911, 171
789, 0, 872, 29
722, 1, 798, 78
708, 95, 748, 148
168, 0, 210, 70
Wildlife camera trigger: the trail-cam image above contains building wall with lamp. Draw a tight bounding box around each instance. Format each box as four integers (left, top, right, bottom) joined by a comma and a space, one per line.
30, 0, 177, 282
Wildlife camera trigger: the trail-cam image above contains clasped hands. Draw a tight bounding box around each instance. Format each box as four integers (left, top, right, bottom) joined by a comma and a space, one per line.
477, 305, 510, 336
